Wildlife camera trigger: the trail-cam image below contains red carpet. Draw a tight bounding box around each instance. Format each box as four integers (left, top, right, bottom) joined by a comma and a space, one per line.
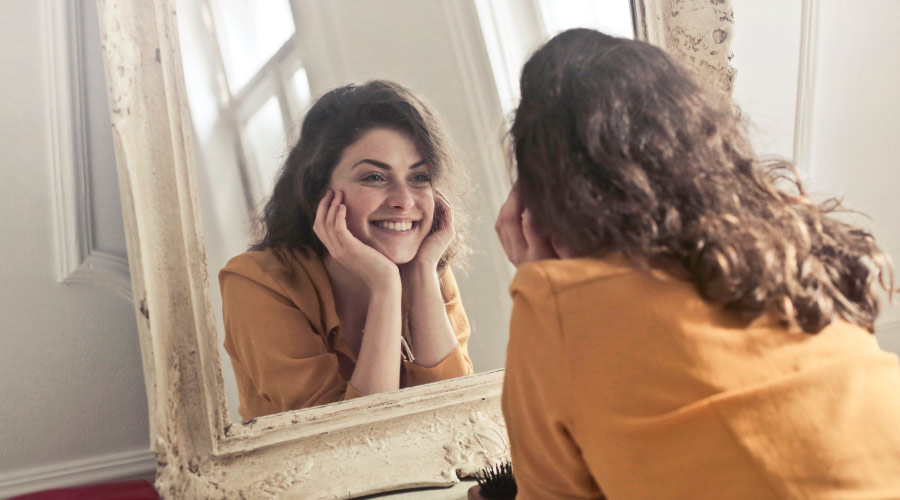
8, 479, 158, 500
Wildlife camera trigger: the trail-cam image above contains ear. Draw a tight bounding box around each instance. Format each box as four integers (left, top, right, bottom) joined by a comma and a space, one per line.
551, 234, 576, 259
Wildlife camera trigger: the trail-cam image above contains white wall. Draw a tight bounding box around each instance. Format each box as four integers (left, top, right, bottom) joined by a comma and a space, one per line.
731, 0, 900, 351
810, 0, 900, 351
731, 0, 802, 160
0, 1, 152, 497
2, 0, 899, 496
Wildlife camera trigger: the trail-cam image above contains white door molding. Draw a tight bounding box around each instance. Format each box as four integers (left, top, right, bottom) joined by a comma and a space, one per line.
792, 0, 820, 176
44, 0, 131, 302
0, 447, 155, 498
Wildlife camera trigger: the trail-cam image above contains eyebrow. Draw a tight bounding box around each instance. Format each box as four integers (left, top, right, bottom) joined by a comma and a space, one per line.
351, 159, 427, 170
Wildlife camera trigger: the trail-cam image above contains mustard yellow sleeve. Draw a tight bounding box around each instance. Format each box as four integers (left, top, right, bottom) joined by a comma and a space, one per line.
220, 265, 360, 420
403, 267, 474, 386
502, 263, 605, 499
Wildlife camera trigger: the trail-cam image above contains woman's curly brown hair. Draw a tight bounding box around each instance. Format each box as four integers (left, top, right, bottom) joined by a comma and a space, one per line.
511, 29, 894, 333
251, 80, 470, 270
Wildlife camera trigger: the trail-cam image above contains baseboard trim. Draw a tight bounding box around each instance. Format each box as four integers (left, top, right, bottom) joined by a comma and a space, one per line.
0, 448, 156, 498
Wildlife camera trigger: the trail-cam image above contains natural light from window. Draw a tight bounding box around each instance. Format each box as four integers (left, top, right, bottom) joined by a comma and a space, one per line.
208, 0, 295, 93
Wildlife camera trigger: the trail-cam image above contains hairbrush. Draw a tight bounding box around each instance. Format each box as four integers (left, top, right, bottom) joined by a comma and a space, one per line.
475, 461, 517, 500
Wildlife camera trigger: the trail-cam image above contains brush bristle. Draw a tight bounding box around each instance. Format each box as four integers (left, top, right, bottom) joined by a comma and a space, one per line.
475, 461, 517, 500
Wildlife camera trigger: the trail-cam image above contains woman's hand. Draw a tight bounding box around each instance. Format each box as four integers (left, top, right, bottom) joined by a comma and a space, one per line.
399, 190, 460, 367
403, 189, 455, 273
313, 190, 399, 288
467, 484, 487, 500
495, 187, 573, 267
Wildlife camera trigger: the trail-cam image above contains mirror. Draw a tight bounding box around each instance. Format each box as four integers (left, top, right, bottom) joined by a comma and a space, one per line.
96, 0, 735, 496
173, 0, 635, 421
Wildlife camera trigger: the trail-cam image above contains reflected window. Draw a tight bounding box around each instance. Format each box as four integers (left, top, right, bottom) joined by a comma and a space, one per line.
208, 0, 295, 93
535, 0, 633, 39
289, 67, 312, 119
475, 0, 634, 117
243, 96, 287, 197
177, 0, 312, 210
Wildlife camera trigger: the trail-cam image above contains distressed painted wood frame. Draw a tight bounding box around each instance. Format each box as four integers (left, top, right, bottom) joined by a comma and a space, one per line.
95, 0, 735, 498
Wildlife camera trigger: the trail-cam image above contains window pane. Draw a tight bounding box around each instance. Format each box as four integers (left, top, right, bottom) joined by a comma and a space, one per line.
537, 0, 634, 39
209, 0, 295, 92
290, 66, 312, 116
242, 96, 287, 203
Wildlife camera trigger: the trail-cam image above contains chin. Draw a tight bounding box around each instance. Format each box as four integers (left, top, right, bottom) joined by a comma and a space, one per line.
362, 233, 425, 266
368, 239, 422, 265
379, 248, 418, 265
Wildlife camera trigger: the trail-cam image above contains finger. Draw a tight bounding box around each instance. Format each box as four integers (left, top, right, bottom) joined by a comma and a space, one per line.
313, 190, 335, 247
494, 191, 528, 265
433, 191, 454, 235
326, 190, 343, 231
498, 216, 528, 267
505, 213, 529, 260
335, 204, 375, 261
506, 187, 524, 214
334, 203, 352, 242
493, 190, 515, 235
322, 191, 343, 257
323, 192, 349, 255
314, 190, 334, 234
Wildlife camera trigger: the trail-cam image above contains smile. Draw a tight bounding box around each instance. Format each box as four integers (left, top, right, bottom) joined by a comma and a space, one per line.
372, 220, 416, 232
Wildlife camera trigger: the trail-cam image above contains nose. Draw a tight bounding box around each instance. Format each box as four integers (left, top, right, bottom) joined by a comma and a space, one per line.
386, 182, 415, 211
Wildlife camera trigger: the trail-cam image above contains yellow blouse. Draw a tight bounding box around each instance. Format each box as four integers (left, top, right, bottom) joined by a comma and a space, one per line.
503, 255, 900, 499
220, 247, 473, 421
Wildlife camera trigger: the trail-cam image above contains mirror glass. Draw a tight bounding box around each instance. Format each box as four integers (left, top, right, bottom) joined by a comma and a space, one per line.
175, 0, 634, 422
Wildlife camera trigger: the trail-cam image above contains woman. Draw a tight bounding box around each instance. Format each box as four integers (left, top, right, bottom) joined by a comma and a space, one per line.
490, 30, 900, 499
220, 80, 473, 421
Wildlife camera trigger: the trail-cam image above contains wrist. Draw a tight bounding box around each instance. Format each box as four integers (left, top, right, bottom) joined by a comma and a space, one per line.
402, 260, 439, 284
364, 265, 402, 291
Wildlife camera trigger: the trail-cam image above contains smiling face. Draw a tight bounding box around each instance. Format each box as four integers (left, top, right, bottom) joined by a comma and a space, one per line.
327, 127, 435, 264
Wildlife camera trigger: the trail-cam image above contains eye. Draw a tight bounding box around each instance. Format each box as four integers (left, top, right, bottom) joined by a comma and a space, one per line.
361, 172, 387, 183
410, 172, 432, 186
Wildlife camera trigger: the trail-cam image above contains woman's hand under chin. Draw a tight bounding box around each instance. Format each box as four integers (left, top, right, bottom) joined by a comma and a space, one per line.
495, 187, 575, 267
314, 190, 399, 288
401, 189, 455, 274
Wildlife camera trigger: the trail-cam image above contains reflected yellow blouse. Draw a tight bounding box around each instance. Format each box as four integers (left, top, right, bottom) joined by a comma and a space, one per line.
503, 256, 900, 499
220, 247, 472, 421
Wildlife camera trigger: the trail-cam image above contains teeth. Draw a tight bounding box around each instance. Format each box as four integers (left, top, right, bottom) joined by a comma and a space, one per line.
375, 221, 413, 231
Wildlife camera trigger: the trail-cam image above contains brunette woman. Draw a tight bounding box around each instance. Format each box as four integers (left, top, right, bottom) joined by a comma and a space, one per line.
491, 29, 900, 499
220, 81, 473, 421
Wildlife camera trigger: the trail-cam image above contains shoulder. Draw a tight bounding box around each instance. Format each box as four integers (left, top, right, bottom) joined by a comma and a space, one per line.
219, 247, 323, 295
510, 255, 639, 299
510, 255, 711, 330
219, 247, 337, 328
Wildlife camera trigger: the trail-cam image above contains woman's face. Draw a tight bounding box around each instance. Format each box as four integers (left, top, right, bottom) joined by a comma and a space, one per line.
327, 127, 435, 264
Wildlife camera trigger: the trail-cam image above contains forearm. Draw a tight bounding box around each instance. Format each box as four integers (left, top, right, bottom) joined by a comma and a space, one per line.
349, 278, 403, 395
404, 264, 459, 367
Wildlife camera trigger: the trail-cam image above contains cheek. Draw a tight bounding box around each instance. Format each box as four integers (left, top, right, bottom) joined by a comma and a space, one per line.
340, 189, 379, 233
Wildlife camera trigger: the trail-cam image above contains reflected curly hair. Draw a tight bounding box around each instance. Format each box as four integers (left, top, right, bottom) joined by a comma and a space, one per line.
251, 80, 469, 270
511, 29, 894, 333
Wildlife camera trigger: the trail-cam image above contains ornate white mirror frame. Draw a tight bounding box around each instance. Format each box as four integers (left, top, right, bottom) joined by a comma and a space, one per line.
95, 0, 735, 497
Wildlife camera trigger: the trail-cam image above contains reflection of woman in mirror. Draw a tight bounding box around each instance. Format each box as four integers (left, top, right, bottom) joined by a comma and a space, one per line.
487, 29, 900, 499
220, 80, 473, 421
